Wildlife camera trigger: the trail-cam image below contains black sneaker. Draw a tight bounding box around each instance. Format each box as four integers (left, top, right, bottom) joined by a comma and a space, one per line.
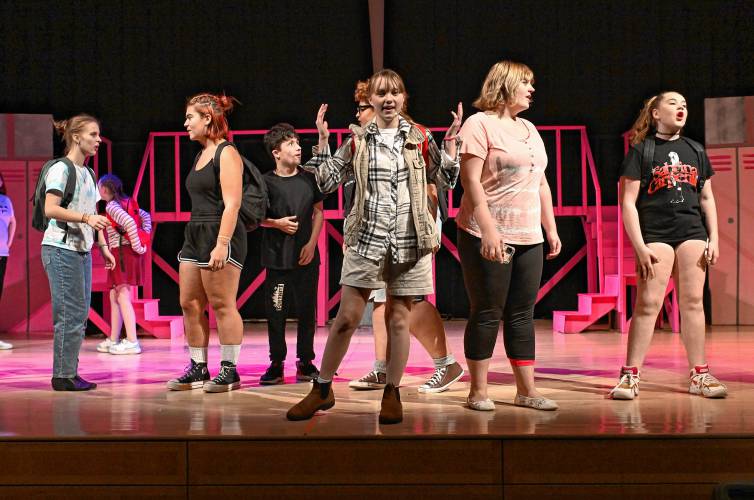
51, 375, 97, 391
166, 359, 210, 391
296, 360, 320, 382
260, 361, 284, 385
204, 361, 241, 393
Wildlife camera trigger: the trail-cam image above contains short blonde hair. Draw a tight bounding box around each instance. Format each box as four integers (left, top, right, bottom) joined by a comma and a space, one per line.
473, 60, 534, 111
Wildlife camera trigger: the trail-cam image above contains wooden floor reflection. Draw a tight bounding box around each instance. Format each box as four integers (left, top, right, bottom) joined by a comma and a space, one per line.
1, 321, 752, 439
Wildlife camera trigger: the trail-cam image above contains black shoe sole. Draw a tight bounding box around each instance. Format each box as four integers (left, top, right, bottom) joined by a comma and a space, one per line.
378, 414, 403, 425
260, 377, 284, 385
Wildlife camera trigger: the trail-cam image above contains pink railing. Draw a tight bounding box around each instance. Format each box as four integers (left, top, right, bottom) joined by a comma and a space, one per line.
131, 124, 604, 325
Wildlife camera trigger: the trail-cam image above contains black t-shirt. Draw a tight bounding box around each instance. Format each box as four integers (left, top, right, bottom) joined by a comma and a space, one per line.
261, 169, 326, 270
620, 137, 714, 243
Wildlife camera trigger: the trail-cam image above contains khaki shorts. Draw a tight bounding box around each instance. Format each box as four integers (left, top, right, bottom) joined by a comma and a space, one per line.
340, 248, 434, 297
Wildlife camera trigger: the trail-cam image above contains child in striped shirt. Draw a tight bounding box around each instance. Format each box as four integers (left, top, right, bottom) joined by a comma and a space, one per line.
96, 174, 152, 355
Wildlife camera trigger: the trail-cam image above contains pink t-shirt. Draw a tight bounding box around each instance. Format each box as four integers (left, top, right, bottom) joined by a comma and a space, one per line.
456, 112, 547, 245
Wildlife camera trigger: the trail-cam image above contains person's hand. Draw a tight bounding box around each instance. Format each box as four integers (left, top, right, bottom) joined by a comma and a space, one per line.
276, 216, 299, 235
705, 238, 719, 266
545, 231, 562, 260
636, 245, 660, 280
480, 228, 504, 262
316, 104, 329, 142
102, 248, 115, 270
208, 244, 227, 272
86, 214, 110, 231
299, 242, 316, 266
445, 102, 463, 138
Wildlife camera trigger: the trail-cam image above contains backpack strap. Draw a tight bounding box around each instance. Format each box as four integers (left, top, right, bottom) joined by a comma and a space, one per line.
680, 136, 708, 191
639, 135, 655, 193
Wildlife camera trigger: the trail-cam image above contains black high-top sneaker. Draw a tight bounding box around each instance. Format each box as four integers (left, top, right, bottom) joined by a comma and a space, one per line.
166, 359, 210, 391
260, 361, 284, 385
295, 360, 320, 382
51, 375, 97, 391
204, 361, 241, 393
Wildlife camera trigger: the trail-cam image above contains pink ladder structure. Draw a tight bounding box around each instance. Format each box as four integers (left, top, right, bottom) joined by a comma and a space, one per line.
552, 133, 680, 334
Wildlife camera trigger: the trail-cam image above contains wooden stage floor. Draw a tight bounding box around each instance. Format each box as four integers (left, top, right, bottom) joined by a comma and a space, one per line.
1, 321, 753, 499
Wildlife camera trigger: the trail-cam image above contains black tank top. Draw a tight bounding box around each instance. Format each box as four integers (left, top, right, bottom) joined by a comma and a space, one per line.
186, 154, 222, 221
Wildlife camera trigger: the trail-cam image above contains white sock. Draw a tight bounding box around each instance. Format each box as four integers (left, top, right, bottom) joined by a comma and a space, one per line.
433, 354, 455, 370
374, 359, 387, 373
189, 347, 208, 364
220, 344, 241, 365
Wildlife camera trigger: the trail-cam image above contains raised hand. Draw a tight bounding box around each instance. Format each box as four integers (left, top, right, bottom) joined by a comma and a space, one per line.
446, 101, 463, 138
316, 104, 329, 141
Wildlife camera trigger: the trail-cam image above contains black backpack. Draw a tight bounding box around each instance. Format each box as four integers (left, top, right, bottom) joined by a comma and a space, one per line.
212, 141, 268, 232
31, 157, 96, 242
638, 134, 709, 193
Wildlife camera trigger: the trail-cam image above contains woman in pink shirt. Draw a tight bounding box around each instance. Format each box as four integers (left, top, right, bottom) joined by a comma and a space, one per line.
457, 60, 561, 411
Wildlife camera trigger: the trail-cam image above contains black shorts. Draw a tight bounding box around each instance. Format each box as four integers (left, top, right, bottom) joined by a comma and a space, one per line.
645, 234, 707, 250
178, 217, 247, 270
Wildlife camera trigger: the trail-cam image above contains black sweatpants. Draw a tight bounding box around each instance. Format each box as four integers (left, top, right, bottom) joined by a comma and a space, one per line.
264, 260, 319, 363
457, 229, 543, 361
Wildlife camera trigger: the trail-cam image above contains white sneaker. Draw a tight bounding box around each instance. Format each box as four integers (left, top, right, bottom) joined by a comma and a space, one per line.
466, 396, 495, 411
109, 339, 142, 355
610, 367, 640, 400
0, 339, 13, 350
97, 338, 117, 353
689, 368, 727, 398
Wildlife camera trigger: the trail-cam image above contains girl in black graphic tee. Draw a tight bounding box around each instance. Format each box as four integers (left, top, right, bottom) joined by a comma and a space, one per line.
610, 91, 726, 401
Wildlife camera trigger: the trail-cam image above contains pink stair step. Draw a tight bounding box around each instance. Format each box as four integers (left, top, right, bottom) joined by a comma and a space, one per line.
132, 298, 184, 339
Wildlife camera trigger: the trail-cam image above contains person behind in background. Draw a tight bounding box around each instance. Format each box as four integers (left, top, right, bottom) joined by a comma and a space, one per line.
43, 114, 115, 390
96, 173, 152, 355
0, 172, 16, 350
258, 123, 325, 385
167, 93, 246, 393
610, 91, 725, 400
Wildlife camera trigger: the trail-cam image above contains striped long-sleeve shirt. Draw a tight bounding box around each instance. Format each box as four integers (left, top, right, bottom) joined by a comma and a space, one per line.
104, 200, 152, 254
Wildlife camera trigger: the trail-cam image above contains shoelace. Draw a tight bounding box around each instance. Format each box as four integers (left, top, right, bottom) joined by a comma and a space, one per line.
423, 367, 448, 387
611, 374, 636, 393
360, 370, 380, 382
693, 372, 719, 387
212, 365, 232, 383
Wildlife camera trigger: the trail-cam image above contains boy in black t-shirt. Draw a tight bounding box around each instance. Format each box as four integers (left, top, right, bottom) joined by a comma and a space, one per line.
260, 123, 325, 385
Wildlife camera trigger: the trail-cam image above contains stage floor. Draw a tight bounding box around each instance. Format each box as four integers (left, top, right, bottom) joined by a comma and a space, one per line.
1, 321, 753, 440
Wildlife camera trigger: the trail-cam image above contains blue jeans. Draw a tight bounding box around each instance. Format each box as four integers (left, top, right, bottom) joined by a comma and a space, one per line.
41, 245, 92, 378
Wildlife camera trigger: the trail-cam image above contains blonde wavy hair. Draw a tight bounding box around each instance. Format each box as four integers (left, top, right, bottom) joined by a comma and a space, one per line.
473, 60, 534, 111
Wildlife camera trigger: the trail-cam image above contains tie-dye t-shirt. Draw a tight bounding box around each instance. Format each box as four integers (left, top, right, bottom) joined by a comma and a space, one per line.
456, 112, 547, 245
41, 161, 100, 252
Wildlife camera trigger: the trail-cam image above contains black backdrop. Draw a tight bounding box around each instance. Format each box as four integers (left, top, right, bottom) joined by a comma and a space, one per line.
2, 0, 753, 319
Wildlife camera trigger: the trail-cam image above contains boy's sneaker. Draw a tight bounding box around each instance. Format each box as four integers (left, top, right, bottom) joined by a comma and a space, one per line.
296, 360, 320, 382
610, 366, 640, 400
109, 339, 142, 355
348, 370, 386, 390
260, 361, 284, 385
166, 360, 210, 391
204, 361, 241, 393
0, 339, 13, 350
689, 366, 727, 398
97, 338, 117, 353
418, 362, 464, 393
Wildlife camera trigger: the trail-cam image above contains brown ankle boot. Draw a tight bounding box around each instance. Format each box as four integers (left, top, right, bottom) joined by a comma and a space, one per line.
286, 381, 335, 421
379, 383, 403, 424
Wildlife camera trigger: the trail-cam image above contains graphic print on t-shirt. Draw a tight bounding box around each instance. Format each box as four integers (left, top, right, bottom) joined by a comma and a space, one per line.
647, 150, 699, 206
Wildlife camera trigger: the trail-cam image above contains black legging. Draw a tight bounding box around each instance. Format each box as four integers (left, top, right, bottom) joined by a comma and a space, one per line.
457, 229, 543, 361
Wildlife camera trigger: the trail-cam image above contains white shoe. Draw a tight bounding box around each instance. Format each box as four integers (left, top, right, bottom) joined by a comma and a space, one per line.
466, 396, 495, 411
610, 368, 640, 400
97, 338, 117, 353
109, 339, 142, 355
514, 393, 559, 411
0, 339, 13, 350
689, 369, 727, 398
